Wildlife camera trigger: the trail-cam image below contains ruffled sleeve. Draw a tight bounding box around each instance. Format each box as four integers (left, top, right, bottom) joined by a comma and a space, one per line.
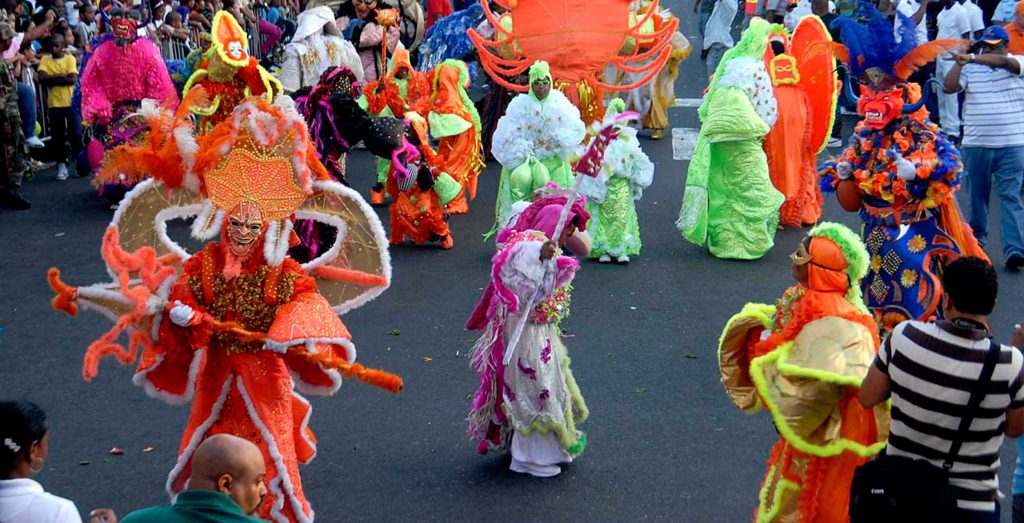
748, 316, 890, 457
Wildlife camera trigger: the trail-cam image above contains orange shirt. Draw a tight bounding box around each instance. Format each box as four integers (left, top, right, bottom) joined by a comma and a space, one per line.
1006, 23, 1024, 56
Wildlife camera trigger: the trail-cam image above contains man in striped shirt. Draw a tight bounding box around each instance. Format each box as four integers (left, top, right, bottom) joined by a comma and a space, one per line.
943, 26, 1024, 270
861, 257, 1024, 521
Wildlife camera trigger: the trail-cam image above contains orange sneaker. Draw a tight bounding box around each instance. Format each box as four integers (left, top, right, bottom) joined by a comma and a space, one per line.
370, 187, 385, 206
440, 235, 454, 249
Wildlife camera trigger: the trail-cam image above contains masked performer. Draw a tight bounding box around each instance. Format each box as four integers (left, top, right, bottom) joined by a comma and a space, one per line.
467, 193, 591, 477
47, 97, 398, 523
718, 222, 889, 522
819, 5, 985, 333
423, 59, 484, 215
676, 19, 784, 260
183, 12, 282, 134
579, 99, 654, 264
81, 8, 178, 204
490, 60, 586, 235
280, 6, 363, 94
362, 48, 431, 205
386, 112, 462, 248
762, 17, 838, 228
291, 66, 415, 262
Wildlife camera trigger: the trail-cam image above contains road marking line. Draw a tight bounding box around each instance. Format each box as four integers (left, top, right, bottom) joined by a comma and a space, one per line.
674, 97, 703, 108
672, 128, 699, 161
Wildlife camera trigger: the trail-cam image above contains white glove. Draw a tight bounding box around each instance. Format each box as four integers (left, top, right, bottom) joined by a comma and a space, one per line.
169, 300, 195, 327
836, 161, 853, 180
892, 152, 917, 181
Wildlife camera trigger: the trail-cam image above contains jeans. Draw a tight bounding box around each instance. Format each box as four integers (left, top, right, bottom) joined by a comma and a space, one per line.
48, 106, 82, 165
957, 500, 999, 523
1015, 494, 1024, 523
962, 145, 1024, 259
16, 82, 35, 138
699, 11, 711, 38
706, 43, 728, 75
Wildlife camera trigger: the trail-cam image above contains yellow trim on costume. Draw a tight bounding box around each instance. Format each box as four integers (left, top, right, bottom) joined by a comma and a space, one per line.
749, 344, 887, 458
769, 55, 800, 86
717, 303, 775, 414
756, 465, 800, 523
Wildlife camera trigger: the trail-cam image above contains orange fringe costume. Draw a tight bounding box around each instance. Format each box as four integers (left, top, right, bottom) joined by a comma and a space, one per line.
718, 223, 889, 522
386, 114, 461, 247
47, 96, 398, 523
417, 60, 483, 215
762, 17, 838, 228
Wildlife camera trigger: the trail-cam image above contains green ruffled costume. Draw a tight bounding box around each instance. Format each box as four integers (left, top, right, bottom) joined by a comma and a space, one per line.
676, 20, 784, 260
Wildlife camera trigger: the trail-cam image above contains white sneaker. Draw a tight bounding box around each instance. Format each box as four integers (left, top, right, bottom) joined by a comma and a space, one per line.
598, 254, 611, 263
26, 135, 45, 148
55, 163, 69, 180
616, 255, 630, 264
826, 137, 843, 148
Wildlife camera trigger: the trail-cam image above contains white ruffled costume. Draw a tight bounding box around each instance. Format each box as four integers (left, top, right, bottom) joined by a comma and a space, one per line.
490, 86, 586, 231
280, 7, 364, 93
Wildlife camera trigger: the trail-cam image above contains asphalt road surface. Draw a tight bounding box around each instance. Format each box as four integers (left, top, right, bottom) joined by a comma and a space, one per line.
2, 7, 1023, 522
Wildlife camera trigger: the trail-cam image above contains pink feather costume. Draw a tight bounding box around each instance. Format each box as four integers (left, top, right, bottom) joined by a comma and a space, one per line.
81, 37, 178, 200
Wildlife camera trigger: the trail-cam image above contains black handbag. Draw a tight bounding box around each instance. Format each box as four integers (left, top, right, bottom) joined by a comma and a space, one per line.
849, 337, 1001, 522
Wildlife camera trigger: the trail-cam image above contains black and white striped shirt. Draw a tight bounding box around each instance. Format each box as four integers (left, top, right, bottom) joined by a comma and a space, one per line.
876, 320, 1024, 512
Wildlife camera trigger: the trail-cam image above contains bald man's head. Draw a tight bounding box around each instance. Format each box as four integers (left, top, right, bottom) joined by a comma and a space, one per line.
189, 434, 267, 515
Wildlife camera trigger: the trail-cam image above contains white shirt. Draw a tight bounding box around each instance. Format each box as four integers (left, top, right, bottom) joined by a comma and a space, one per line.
704, 0, 738, 49
994, 0, 1017, 22
0, 479, 81, 523
962, 0, 985, 34
894, 0, 929, 45
955, 55, 1024, 147
937, 2, 971, 40
785, 0, 835, 30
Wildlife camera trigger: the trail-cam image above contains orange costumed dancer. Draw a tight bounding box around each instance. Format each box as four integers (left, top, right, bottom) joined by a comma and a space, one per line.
420, 60, 484, 215
386, 113, 462, 248
717, 222, 889, 522
47, 95, 399, 523
183, 12, 282, 133
762, 17, 838, 228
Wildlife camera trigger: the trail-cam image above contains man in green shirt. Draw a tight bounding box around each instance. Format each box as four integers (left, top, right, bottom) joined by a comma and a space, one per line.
122, 435, 267, 523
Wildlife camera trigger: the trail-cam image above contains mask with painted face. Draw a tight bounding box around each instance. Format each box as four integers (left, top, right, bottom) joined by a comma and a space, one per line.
857, 85, 904, 130
111, 16, 137, 45
226, 201, 264, 257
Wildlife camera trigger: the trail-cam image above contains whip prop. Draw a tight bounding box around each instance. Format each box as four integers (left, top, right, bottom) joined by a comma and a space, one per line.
205, 317, 404, 393
502, 111, 639, 365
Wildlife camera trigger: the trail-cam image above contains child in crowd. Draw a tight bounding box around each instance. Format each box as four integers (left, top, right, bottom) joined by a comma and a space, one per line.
37, 33, 80, 180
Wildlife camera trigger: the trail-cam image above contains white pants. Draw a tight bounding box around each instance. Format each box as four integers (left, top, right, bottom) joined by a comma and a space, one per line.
936, 59, 961, 138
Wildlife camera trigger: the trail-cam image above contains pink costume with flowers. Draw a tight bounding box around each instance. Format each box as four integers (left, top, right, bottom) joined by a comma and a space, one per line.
467, 196, 590, 477
47, 96, 397, 523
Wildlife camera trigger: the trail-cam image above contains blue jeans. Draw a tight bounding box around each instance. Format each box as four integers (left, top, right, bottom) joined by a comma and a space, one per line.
16, 82, 35, 138
962, 145, 1024, 259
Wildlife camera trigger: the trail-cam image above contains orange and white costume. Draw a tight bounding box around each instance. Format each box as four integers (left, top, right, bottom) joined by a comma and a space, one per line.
48, 95, 398, 523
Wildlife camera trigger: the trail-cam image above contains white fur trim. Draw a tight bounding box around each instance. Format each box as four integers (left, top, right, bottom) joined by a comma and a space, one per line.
132, 347, 204, 406
262, 219, 293, 267
164, 370, 230, 498
263, 336, 356, 362
190, 201, 225, 241
295, 210, 347, 272
154, 204, 205, 261
309, 181, 392, 315
290, 389, 317, 464
172, 125, 200, 193
277, 337, 354, 397
236, 377, 313, 523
